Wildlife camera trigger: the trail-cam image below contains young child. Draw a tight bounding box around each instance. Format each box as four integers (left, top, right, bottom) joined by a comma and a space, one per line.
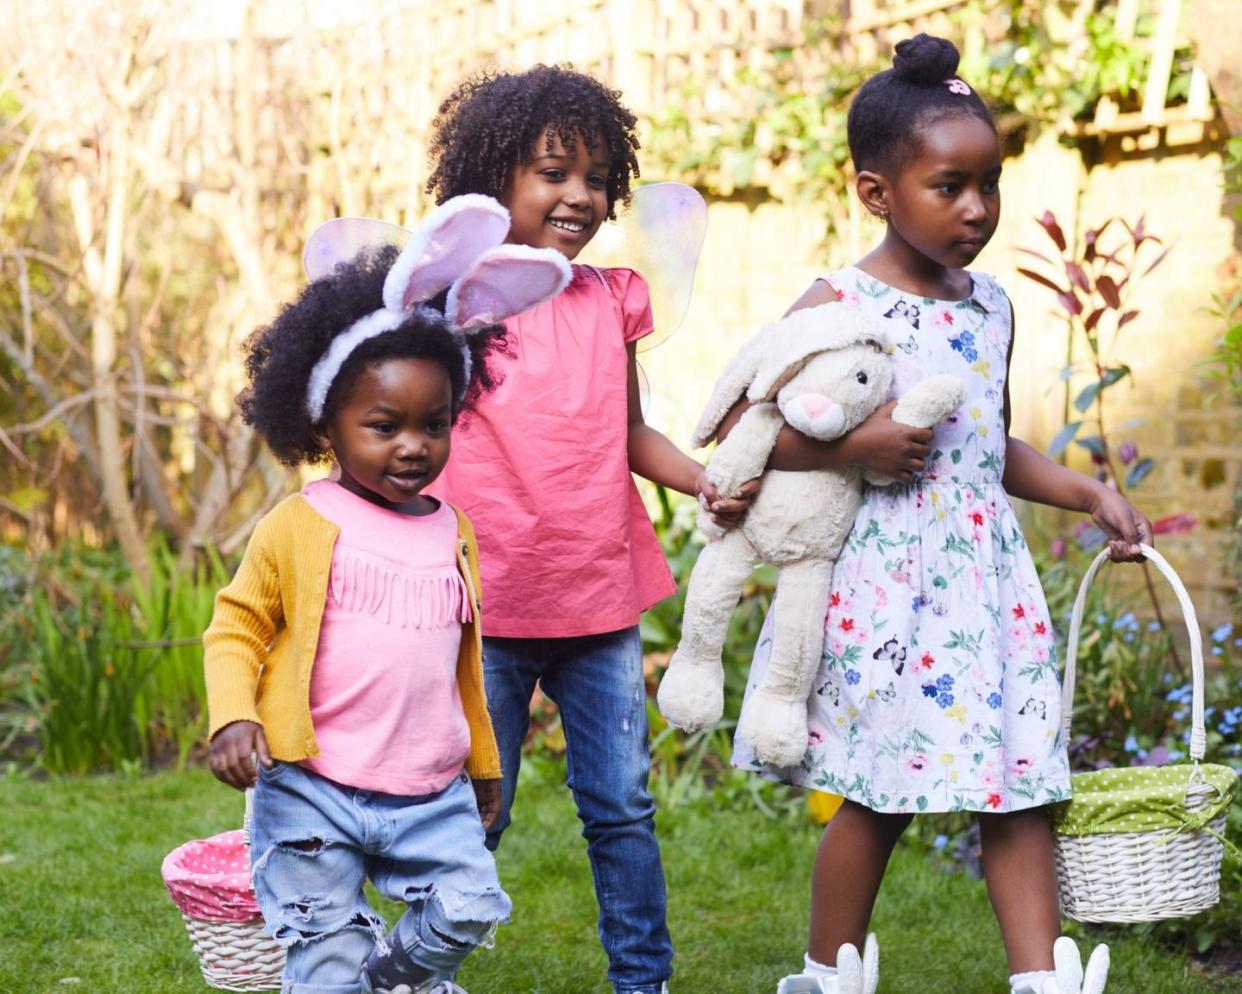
423, 66, 755, 994
722, 35, 1150, 994
203, 209, 567, 994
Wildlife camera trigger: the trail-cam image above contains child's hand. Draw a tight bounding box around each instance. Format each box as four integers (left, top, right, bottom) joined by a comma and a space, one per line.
840, 401, 934, 482
208, 720, 272, 790
1087, 488, 1152, 562
696, 472, 761, 529
473, 778, 502, 830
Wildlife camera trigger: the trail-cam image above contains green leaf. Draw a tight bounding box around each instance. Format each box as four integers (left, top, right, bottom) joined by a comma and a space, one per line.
1126, 458, 1155, 488
1100, 365, 1131, 388
1047, 421, 1083, 458
1074, 382, 1100, 412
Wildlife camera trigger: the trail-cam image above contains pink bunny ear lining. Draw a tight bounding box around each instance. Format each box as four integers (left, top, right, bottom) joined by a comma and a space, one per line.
446, 246, 572, 328
381, 195, 511, 312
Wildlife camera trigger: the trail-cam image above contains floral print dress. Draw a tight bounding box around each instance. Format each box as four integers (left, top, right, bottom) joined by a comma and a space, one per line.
733, 267, 1072, 814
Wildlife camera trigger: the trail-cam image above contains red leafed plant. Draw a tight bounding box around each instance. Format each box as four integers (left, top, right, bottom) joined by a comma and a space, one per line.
1021, 212, 1191, 662
1020, 210, 1170, 492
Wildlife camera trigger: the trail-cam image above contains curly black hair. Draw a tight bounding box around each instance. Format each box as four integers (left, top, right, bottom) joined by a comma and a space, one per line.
239, 245, 508, 467
425, 64, 641, 220
847, 34, 995, 175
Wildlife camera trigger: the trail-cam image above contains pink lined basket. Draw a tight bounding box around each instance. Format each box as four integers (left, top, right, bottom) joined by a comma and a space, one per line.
161, 790, 285, 991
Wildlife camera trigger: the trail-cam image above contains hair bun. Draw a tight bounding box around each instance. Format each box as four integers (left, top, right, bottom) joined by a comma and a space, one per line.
892, 33, 960, 85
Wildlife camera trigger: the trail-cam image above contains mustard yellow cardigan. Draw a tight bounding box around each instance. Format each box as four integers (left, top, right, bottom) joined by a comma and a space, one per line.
203, 493, 501, 780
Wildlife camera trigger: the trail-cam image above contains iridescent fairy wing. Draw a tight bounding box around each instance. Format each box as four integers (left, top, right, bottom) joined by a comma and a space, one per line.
580, 181, 708, 352
303, 217, 410, 282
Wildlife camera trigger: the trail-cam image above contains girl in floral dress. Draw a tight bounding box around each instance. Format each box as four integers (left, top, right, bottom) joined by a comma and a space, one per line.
723, 34, 1151, 994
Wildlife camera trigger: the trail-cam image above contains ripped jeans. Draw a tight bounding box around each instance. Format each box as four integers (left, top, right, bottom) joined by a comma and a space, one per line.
250, 761, 511, 994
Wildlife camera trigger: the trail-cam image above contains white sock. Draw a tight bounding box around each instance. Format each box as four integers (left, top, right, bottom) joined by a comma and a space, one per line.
804, 953, 838, 977
1010, 970, 1056, 994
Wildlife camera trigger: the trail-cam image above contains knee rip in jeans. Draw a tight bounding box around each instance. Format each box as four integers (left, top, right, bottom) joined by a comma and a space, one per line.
256, 837, 389, 952
402, 883, 509, 950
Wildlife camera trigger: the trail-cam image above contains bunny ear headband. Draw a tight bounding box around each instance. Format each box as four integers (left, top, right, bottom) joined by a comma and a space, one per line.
301, 194, 572, 421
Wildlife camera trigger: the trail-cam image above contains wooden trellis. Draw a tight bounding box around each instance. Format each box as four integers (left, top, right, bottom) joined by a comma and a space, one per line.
399, 0, 1216, 142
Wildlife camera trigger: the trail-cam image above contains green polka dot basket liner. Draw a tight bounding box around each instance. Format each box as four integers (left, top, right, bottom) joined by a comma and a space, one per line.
1051, 544, 1240, 923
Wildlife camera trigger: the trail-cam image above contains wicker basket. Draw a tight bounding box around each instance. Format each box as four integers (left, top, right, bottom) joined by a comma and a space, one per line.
1053, 543, 1238, 923
164, 789, 286, 991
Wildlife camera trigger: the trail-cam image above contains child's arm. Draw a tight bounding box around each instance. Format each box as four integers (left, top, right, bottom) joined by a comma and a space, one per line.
203, 518, 284, 789
999, 313, 1151, 562
626, 342, 759, 525
715, 279, 934, 481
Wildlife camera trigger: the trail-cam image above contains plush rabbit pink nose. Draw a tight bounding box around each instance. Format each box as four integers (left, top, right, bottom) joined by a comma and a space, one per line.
798, 394, 834, 419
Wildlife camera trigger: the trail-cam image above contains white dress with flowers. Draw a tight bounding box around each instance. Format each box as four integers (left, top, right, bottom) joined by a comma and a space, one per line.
733, 267, 1072, 814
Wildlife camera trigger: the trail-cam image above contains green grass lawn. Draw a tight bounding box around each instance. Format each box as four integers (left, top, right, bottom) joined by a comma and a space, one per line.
1, 767, 1237, 994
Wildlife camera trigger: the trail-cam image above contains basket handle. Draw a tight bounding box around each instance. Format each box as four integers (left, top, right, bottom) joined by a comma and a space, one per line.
242, 786, 255, 847
1061, 543, 1205, 760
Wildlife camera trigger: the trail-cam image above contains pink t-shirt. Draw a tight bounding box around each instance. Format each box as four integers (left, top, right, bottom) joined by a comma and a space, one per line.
300, 480, 472, 794
432, 266, 675, 638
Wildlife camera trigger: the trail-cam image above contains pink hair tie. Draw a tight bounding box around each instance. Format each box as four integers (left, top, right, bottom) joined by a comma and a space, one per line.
945, 79, 972, 95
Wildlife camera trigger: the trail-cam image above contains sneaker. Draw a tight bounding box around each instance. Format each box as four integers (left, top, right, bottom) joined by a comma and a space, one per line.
776, 976, 836, 994
371, 982, 467, 994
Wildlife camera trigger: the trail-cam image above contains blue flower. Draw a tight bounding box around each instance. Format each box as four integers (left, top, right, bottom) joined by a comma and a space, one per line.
1124, 735, 1140, 753
936, 673, 955, 692
1210, 623, 1233, 643
922, 682, 939, 699
845, 669, 861, 685
1212, 646, 1224, 657
987, 692, 1002, 709
936, 692, 955, 709
1148, 621, 1162, 632
933, 834, 948, 850
1173, 709, 1186, 722
1166, 683, 1193, 704
948, 331, 978, 362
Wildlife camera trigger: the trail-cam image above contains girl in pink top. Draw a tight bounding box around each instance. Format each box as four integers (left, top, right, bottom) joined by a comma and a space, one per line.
425, 67, 755, 994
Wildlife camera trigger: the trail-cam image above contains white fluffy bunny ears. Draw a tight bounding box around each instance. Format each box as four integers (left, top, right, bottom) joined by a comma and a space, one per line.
301, 194, 572, 422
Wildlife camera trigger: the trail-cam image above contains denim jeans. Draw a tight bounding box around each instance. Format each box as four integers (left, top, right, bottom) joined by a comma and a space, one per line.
484, 626, 673, 994
250, 761, 511, 994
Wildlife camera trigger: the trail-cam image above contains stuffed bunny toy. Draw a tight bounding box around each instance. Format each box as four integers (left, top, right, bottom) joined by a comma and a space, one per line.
656, 301, 965, 768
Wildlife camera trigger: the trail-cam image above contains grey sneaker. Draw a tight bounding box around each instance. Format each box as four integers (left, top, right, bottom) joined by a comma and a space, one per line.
372, 982, 467, 994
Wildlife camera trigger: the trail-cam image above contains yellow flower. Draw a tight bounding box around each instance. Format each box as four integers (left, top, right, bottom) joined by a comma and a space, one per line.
944, 703, 967, 723
969, 406, 983, 421
931, 491, 941, 505
807, 791, 845, 825
972, 359, 991, 377
848, 706, 859, 719
950, 770, 960, 783
980, 425, 989, 437
940, 752, 955, 765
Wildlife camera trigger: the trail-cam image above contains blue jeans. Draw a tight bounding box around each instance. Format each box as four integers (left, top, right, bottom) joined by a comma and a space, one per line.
250, 762, 511, 994
484, 626, 673, 994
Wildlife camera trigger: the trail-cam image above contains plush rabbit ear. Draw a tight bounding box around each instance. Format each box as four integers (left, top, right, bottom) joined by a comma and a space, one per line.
691, 328, 768, 448
861, 933, 879, 994
445, 244, 572, 330
746, 303, 891, 403
836, 941, 863, 994
1053, 937, 1085, 993
382, 194, 511, 312
304, 217, 409, 282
